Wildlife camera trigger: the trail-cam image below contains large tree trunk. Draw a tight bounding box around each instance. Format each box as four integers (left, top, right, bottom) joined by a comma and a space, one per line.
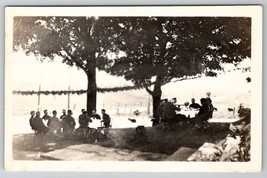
145, 75, 162, 126
86, 59, 97, 115
152, 93, 161, 126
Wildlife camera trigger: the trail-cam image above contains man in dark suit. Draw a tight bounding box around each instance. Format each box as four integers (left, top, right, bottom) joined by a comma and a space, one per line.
90, 109, 101, 120
42, 109, 51, 121
61, 110, 76, 136
101, 109, 111, 128
189, 98, 201, 110
78, 109, 92, 128
31, 111, 49, 134
194, 98, 210, 130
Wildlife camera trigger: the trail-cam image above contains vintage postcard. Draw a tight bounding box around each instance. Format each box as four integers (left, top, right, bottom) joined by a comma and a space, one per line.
5, 6, 262, 172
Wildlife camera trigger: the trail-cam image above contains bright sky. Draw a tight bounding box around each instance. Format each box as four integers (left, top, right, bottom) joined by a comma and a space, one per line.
6, 51, 251, 94
7, 51, 252, 115
7, 51, 133, 91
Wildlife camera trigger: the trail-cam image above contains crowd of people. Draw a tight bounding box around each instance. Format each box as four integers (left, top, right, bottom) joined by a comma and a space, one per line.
29, 108, 111, 138
28, 96, 214, 137
157, 97, 214, 130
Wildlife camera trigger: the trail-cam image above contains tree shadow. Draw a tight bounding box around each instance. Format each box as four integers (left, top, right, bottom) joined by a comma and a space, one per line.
13, 133, 84, 160
101, 123, 230, 155
13, 123, 230, 160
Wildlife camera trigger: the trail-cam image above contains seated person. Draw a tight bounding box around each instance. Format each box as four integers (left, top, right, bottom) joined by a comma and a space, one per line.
78, 109, 92, 128
61, 110, 76, 136
90, 109, 101, 120
47, 110, 62, 134
189, 98, 201, 110
193, 98, 210, 129
164, 99, 176, 123
164, 98, 181, 123
29, 111, 35, 131
101, 109, 111, 128
172, 98, 181, 112
60, 109, 67, 120
31, 111, 49, 134
184, 101, 190, 111
42, 109, 51, 121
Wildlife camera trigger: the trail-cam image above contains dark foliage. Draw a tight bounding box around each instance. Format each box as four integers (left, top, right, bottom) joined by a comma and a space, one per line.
13, 17, 251, 121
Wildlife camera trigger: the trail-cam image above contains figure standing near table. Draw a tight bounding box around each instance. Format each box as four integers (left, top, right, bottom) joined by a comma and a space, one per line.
101, 109, 111, 128
206, 97, 214, 119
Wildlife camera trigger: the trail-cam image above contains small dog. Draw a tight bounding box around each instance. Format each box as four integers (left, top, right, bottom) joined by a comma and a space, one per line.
128, 118, 136, 123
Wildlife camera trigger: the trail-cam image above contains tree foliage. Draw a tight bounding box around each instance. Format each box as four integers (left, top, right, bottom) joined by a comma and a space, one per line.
97, 17, 251, 123
14, 17, 116, 70
100, 17, 251, 86
13, 16, 251, 122
13, 16, 120, 113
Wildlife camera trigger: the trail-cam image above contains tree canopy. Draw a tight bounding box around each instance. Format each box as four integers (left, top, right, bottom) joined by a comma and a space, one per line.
96, 17, 251, 124
13, 16, 123, 113
99, 17, 251, 87
13, 17, 117, 69
13, 16, 251, 123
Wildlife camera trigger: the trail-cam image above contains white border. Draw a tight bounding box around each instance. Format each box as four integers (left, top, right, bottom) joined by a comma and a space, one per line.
5, 6, 263, 172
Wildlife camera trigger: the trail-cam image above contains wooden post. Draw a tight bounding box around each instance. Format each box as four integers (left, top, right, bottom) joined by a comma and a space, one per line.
37, 83, 41, 111
67, 66, 71, 110
67, 85, 70, 110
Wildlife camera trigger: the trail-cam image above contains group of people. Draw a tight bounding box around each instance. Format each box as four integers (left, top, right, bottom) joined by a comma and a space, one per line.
158, 97, 214, 130
29, 108, 111, 137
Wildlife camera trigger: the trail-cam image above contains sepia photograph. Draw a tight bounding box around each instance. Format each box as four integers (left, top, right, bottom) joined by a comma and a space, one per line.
4, 6, 262, 172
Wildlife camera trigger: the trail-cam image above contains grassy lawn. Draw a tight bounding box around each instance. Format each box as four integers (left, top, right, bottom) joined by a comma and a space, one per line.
13, 122, 230, 160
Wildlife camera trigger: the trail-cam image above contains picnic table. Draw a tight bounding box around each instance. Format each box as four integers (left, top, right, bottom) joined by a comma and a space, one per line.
176, 109, 198, 118
176, 109, 241, 124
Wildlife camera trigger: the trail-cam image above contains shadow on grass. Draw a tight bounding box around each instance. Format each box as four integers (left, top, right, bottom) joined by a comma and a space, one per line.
98, 123, 230, 155
13, 133, 85, 160
13, 123, 230, 160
